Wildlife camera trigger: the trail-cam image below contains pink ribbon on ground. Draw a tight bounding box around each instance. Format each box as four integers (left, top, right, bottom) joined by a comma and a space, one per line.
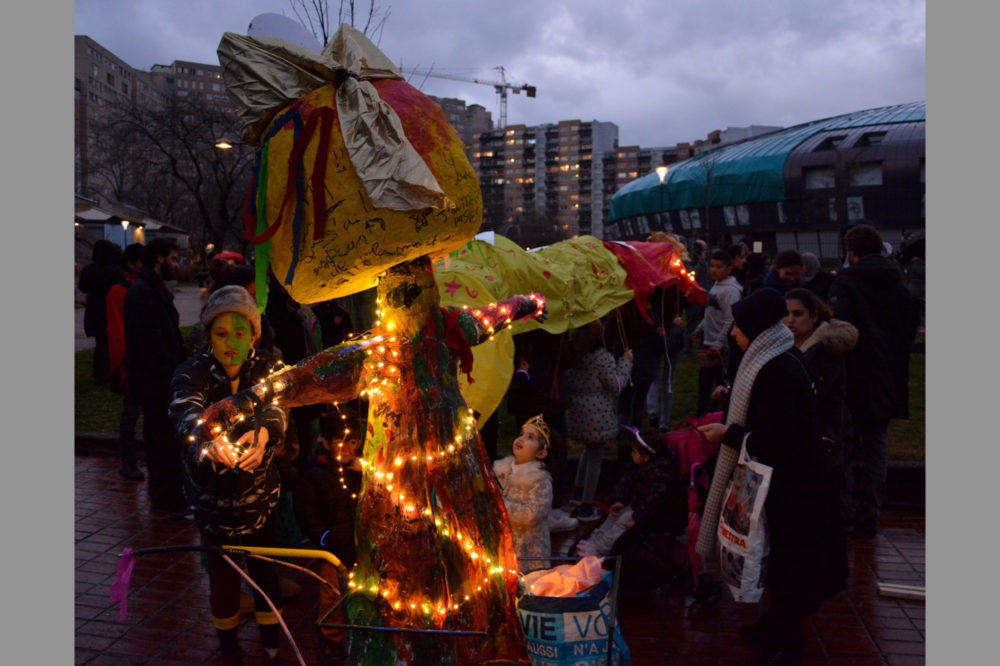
108, 548, 136, 621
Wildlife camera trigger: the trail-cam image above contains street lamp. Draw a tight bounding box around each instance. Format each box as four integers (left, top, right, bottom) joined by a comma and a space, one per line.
121, 219, 130, 246
655, 165, 669, 229
215, 137, 247, 150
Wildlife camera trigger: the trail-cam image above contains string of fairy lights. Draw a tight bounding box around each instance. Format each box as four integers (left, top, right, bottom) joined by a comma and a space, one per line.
187, 289, 547, 627
342, 292, 546, 623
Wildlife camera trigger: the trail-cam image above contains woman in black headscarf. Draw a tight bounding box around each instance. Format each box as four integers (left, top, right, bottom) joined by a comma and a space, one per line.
696, 288, 847, 666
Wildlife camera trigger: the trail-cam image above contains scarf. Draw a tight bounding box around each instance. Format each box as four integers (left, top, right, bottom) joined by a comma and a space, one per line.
696, 321, 793, 559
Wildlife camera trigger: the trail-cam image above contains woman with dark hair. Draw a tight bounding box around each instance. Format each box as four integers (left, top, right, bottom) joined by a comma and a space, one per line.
563, 318, 632, 522
784, 287, 858, 527
696, 288, 847, 665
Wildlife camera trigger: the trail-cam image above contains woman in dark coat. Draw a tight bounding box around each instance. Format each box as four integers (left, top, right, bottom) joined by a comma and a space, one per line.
697, 288, 847, 666
784, 288, 858, 525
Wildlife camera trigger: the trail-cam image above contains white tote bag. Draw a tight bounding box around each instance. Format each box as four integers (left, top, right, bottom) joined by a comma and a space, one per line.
716, 437, 772, 603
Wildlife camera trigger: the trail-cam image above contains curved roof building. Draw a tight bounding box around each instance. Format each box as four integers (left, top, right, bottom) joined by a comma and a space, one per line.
606, 101, 925, 259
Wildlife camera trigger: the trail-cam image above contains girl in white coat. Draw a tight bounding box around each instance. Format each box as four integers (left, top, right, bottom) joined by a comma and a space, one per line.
493, 415, 554, 572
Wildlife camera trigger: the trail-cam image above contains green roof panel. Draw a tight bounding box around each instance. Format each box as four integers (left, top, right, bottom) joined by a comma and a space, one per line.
608, 101, 925, 222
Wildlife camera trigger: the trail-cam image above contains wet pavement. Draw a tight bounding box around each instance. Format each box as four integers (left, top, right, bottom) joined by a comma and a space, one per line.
75, 454, 924, 665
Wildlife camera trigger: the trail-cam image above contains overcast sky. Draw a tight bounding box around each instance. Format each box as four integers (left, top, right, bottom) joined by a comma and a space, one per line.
75, 0, 925, 147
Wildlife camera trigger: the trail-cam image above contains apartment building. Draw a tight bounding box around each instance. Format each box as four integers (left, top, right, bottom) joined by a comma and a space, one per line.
149, 60, 229, 106
470, 119, 619, 244
75, 36, 170, 196
75, 35, 231, 200
427, 96, 493, 153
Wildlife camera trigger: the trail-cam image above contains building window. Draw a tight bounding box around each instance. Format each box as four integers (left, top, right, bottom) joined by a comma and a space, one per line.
737, 205, 750, 225
849, 162, 883, 186
814, 135, 847, 151
819, 231, 840, 259
847, 196, 865, 220
803, 166, 835, 189
856, 131, 887, 147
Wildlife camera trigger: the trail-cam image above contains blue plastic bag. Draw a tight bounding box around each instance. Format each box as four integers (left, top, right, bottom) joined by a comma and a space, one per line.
517, 571, 630, 666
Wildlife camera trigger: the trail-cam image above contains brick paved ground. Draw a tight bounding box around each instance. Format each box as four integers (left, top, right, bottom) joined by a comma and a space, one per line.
75, 455, 924, 664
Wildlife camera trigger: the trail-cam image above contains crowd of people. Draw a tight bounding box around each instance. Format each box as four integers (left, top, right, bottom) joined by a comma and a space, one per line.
77, 221, 922, 664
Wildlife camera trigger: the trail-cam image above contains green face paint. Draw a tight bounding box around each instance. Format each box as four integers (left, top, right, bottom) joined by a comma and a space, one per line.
210, 313, 253, 373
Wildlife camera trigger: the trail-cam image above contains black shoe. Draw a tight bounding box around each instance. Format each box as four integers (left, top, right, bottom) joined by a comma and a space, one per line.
119, 462, 145, 481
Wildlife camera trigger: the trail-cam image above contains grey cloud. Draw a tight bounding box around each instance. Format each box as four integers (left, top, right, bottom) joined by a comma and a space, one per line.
75, 0, 924, 147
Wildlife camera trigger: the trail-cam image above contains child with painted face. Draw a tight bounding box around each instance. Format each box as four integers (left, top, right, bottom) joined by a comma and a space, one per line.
492, 414, 554, 572
169, 285, 290, 664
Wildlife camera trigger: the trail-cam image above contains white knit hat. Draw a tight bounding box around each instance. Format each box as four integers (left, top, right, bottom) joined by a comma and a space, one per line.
201, 285, 261, 340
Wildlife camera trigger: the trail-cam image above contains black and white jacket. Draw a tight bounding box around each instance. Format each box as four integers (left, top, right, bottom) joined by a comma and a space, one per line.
170, 349, 288, 537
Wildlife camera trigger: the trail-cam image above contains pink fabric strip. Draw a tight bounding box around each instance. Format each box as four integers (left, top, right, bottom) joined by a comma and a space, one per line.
108, 548, 136, 622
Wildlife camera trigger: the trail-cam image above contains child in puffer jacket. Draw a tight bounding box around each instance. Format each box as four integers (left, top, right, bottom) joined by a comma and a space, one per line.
493, 414, 554, 572
575, 427, 679, 557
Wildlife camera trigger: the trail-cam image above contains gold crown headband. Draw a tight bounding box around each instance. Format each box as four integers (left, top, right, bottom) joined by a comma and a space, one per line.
522, 414, 550, 449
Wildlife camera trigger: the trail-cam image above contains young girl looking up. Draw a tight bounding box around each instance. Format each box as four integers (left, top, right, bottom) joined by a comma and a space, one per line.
493, 414, 554, 572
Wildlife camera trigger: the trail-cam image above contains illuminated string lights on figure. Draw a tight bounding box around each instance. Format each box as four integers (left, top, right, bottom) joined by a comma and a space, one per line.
191, 257, 546, 664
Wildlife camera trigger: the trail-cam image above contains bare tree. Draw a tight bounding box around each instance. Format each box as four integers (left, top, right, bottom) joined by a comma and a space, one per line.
86, 114, 152, 205
89, 97, 255, 260
288, 0, 391, 45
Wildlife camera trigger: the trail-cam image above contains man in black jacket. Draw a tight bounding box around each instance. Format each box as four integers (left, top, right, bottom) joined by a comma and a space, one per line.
828, 225, 917, 534
124, 238, 187, 515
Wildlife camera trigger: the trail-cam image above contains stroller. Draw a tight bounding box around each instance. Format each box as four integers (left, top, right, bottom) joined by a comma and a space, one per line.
599, 413, 724, 605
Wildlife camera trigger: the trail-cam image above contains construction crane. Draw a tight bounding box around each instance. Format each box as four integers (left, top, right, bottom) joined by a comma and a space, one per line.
401, 66, 536, 129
